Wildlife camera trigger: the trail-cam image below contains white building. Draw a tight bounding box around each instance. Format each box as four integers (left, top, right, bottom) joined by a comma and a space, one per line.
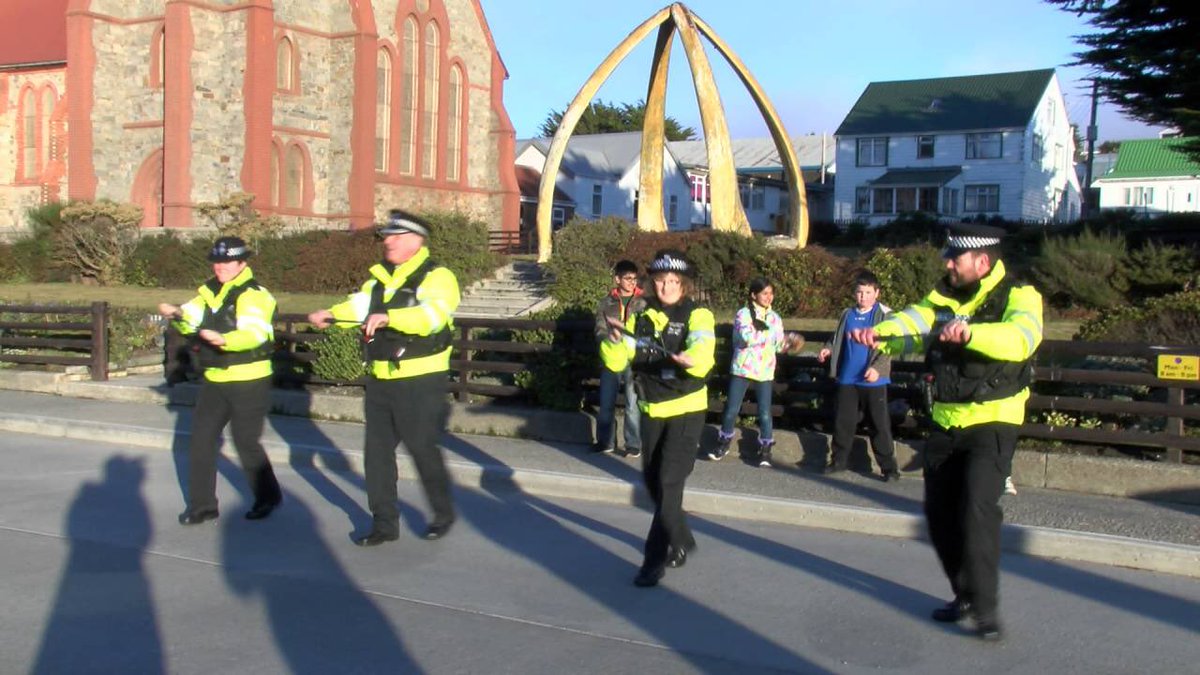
1093, 138, 1200, 216
834, 69, 1081, 226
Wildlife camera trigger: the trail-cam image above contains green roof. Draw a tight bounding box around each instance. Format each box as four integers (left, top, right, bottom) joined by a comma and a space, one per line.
836, 69, 1055, 136
870, 167, 962, 186
1102, 138, 1200, 179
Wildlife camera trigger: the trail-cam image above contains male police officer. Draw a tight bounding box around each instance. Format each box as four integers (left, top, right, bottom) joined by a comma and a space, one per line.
159, 236, 282, 525
308, 210, 460, 546
848, 224, 1042, 640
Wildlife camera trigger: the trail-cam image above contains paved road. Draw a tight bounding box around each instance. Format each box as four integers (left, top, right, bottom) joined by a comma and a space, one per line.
2, 432, 1197, 674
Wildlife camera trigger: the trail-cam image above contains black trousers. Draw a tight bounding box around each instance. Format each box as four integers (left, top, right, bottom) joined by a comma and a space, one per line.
830, 383, 897, 473
639, 411, 704, 571
187, 376, 280, 512
922, 422, 1017, 619
363, 373, 454, 537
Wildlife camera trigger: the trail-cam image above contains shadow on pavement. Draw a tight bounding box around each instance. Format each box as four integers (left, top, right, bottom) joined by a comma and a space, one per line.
218, 487, 423, 674
450, 438, 836, 675
31, 456, 166, 675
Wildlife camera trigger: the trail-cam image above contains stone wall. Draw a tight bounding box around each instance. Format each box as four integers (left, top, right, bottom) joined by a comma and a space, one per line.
0, 67, 68, 232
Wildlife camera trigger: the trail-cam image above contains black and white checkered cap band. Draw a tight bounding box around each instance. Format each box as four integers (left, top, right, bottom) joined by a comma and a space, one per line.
381, 214, 429, 237
648, 254, 690, 273
212, 242, 248, 258
945, 235, 1001, 250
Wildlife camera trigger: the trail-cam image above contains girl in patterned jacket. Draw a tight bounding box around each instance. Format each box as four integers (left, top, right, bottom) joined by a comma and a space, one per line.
710, 277, 802, 466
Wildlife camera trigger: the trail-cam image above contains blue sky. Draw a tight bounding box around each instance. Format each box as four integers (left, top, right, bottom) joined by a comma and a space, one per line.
481, 0, 1159, 144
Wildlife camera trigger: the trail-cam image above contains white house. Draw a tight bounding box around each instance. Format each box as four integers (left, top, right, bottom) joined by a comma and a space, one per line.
1093, 138, 1200, 216
514, 132, 694, 232
834, 69, 1081, 226
668, 135, 837, 230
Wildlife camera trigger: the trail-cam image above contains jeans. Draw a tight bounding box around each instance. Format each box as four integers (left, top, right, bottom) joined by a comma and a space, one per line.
719, 375, 774, 442
596, 366, 641, 450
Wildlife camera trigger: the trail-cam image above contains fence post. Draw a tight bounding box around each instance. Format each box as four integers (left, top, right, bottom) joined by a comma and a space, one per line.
1164, 386, 1183, 463
90, 301, 109, 381
455, 323, 469, 402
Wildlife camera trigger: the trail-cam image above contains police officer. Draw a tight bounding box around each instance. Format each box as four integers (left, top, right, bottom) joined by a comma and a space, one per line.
602, 250, 716, 587
308, 210, 460, 546
159, 236, 282, 525
848, 224, 1042, 641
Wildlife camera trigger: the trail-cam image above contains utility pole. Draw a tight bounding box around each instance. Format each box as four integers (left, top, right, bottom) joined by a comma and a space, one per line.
1083, 79, 1099, 221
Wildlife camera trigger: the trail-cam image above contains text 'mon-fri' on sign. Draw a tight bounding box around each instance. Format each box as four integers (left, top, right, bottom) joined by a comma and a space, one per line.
1156, 355, 1200, 381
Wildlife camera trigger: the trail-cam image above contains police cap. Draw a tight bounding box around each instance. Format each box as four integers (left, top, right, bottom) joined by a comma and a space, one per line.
207, 236, 252, 262
942, 223, 1005, 259
377, 209, 431, 238
647, 249, 693, 276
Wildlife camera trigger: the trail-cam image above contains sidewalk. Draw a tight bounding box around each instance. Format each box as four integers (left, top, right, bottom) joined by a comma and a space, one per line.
0, 372, 1197, 578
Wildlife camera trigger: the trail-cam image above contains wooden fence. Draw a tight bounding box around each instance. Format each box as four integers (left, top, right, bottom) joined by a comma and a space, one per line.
487, 230, 537, 255
0, 302, 109, 381
161, 315, 1199, 462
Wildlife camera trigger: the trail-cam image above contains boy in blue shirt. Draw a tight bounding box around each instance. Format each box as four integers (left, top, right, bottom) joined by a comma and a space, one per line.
817, 271, 900, 481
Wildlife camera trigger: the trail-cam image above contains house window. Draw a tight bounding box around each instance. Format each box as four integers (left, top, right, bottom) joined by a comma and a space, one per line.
668, 195, 678, 225
591, 184, 602, 216
420, 22, 440, 179
551, 207, 566, 229
689, 174, 709, 203
284, 145, 305, 209
21, 88, 37, 178
871, 188, 894, 214
856, 137, 888, 166
966, 133, 1002, 159
965, 185, 1000, 212
276, 37, 296, 92
739, 184, 765, 210
895, 187, 916, 212
1125, 186, 1154, 206
1054, 143, 1064, 172
447, 64, 463, 182
942, 187, 959, 215
1032, 135, 1044, 164
855, 187, 871, 214
1046, 98, 1056, 122
918, 187, 939, 212
40, 88, 56, 169
917, 135, 935, 159
376, 49, 392, 172
400, 18, 418, 175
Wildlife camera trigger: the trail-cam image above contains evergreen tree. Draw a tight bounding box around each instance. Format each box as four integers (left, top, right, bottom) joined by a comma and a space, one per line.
538, 99, 697, 141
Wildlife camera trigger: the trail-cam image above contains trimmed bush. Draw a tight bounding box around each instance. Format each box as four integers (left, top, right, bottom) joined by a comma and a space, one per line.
864, 244, 944, 311
55, 200, 144, 285
756, 245, 848, 317
309, 327, 367, 382
124, 233, 209, 288
544, 216, 636, 310
1122, 240, 1198, 300
1076, 290, 1200, 345
424, 210, 503, 289
1032, 228, 1128, 309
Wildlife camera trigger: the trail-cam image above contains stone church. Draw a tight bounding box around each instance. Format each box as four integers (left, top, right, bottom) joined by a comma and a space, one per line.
0, 0, 519, 233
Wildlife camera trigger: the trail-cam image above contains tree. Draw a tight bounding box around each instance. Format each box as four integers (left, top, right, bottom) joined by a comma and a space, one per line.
538, 99, 697, 141
1098, 140, 1122, 154
1049, 1, 1200, 160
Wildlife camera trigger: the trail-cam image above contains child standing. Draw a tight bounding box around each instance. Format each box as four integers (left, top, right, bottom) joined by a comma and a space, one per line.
711, 278, 801, 467
818, 270, 900, 481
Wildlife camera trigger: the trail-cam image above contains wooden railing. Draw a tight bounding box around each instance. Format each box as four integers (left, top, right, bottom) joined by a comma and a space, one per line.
0, 302, 109, 381
163, 316, 1199, 462
487, 229, 537, 255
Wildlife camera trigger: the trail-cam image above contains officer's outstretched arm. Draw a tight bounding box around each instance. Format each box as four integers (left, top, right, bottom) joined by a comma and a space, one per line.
966, 286, 1044, 361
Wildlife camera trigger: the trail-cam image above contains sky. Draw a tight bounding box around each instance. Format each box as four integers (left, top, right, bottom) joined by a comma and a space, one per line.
481, 0, 1161, 145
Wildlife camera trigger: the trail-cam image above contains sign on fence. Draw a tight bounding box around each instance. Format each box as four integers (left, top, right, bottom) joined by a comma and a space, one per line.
1156, 354, 1200, 381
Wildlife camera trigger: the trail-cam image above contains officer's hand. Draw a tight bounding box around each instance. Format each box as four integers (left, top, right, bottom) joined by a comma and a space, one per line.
939, 319, 971, 344
158, 303, 181, 320
670, 352, 694, 369
307, 309, 334, 329
849, 327, 877, 347
863, 367, 879, 383
817, 347, 831, 363
363, 313, 389, 338
198, 329, 225, 347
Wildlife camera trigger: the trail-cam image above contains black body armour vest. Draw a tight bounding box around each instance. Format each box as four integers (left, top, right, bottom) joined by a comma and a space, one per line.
193, 279, 275, 369
630, 298, 706, 404
363, 258, 452, 362
924, 277, 1034, 404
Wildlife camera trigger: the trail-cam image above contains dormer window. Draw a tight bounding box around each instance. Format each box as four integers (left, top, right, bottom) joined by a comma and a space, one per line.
928, 98, 943, 112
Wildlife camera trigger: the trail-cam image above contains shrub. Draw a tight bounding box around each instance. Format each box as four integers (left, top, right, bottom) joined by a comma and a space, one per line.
1076, 290, 1200, 345
756, 245, 848, 317
124, 232, 209, 287
55, 200, 144, 285
194, 192, 283, 250
544, 216, 636, 310
1122, 240, 1198, 300
424, 210, 502, 289
1032, 228, 1128, 309
309, 328, 367, 382
511, 305, 594, 410
108, 306, 164, 365
685, 231, 769, 310
864, 244, 944, 310
270, 230, 376, 295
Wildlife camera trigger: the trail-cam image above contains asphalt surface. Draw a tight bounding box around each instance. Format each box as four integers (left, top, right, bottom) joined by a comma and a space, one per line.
2, 431, 1198, 674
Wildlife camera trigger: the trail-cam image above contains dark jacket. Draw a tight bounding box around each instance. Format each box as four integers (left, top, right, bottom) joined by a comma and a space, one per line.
823, 303, 892, 382
594, 287, 647, 342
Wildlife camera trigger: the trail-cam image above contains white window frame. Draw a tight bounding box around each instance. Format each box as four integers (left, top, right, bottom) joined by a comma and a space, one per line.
591, 184, 603, 217
856, 137, 888, 167
964, 184, 1000, 212
668, 195, 678, 224
854, 187, 871, 214
965, 132, 1002, 160
917, 135, 935, 159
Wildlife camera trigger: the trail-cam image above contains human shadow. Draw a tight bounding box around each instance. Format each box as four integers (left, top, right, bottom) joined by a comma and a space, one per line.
31, 456, 165, 674
219, 488, 423, 674
450, 438, 834, 674
1004, 530, 1200, 632
266, 389, 372, 529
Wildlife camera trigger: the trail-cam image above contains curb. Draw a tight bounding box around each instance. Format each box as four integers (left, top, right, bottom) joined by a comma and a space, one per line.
2, 412, 1197, 579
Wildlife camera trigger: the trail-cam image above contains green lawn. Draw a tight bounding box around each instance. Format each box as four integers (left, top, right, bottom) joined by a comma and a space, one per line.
0, 283, 344, 315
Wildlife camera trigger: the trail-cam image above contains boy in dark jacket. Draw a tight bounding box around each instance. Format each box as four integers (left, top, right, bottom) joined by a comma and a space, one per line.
593, 260, 647, 455
818, 271, 900, 481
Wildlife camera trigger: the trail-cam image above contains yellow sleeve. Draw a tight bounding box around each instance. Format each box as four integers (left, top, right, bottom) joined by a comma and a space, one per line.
221, 288, 276, 352
682, 307, 716, 378
967, 285, 1043, 361
386, 267, 460, 335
